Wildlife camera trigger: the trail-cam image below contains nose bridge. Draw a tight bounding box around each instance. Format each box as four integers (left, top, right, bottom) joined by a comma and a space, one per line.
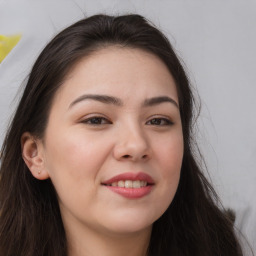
113, 118, 150, 161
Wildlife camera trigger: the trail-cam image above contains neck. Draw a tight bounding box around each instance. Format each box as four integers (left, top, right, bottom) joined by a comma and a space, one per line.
65, 221, 152, 256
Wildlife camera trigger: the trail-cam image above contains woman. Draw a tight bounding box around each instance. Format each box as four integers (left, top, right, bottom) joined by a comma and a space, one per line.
0, 14, 243, 256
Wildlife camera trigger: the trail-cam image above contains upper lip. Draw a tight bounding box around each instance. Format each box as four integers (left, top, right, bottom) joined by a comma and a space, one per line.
102, 172, 154, 185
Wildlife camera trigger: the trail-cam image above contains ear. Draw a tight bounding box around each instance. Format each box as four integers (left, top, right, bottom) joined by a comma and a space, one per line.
21, 132, 49, 180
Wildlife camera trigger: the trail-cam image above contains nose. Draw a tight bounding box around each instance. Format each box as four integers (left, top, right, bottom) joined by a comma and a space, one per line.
113, 124, 151, 162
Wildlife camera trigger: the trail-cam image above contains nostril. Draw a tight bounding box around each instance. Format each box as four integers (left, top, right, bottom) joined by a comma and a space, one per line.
122, 154, 148, 160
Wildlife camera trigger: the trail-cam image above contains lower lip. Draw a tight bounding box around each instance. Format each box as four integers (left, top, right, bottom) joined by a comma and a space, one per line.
105, 185, 153, 199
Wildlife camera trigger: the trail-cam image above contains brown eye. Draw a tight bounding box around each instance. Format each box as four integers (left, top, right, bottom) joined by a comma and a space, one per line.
82, 117, 112, 125
146, 118, 173, 126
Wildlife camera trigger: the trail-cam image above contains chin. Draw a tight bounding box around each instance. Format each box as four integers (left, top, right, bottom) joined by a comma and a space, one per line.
104, 222, 152, 236
98, 209, 158, 235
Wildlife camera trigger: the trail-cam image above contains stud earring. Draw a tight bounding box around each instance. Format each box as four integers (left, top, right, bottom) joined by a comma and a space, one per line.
38, 170, 41, 175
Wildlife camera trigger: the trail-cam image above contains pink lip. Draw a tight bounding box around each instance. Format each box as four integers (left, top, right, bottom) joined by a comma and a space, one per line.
102, 172, 154, 199
102, 172, 154, 185
105, 186, 153, 199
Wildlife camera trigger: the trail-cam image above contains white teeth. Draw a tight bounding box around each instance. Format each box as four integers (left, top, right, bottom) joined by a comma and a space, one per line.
133, 180, 141, 188
111, 180, 148, 188
125, 180, 133, 188
117, 181, 125, 187
112, 182, 118, 187
141, 181, 147, 187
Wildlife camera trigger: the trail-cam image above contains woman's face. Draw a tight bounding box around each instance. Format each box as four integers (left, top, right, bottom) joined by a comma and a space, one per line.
40, 47, 183, 236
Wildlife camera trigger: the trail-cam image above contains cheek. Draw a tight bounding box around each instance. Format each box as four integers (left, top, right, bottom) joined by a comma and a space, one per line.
42, 130, 113, 212
43, 127, 117, 191
155, 131, 184, 175
152, 131, 183, 206
43, 129, 109, 181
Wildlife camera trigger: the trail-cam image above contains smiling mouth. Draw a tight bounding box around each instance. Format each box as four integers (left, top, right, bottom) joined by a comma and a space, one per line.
101, 172, 154, 199
103, 180, 152, 188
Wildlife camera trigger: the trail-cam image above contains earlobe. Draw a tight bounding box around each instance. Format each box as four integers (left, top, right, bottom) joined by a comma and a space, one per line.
21, 132, 49, 180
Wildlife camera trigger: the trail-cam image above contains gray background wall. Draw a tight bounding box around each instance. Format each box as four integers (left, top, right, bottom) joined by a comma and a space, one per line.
0, 0, 255, 253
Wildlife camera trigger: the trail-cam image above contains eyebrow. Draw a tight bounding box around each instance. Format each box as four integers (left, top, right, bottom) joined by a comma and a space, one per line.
69, 94, 122, 108
69, 94, 179, 109
143, 96, 179, 108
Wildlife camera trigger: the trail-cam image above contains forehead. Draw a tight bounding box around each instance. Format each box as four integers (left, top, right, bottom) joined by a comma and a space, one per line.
53, 46, 179, 107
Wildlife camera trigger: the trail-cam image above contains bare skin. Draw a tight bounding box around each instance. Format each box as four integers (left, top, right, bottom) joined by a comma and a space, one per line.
22, 47, 183, 256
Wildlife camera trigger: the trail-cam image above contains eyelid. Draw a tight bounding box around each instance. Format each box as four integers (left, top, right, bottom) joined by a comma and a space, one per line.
146, 115, 174, 126
78, 113, 173, 126
80, 114, 112, 125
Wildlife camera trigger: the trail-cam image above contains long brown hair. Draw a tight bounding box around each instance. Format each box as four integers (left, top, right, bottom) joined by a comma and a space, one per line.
0, 14, 243, 256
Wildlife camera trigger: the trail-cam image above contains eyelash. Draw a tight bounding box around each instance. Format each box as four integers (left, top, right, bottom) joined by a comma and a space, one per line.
81, 116, 112, 125
146, 118, 173, 126
81, 116, 173, 126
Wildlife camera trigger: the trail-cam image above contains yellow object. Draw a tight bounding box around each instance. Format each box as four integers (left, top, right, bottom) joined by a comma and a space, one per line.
0, 34, 22, 63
